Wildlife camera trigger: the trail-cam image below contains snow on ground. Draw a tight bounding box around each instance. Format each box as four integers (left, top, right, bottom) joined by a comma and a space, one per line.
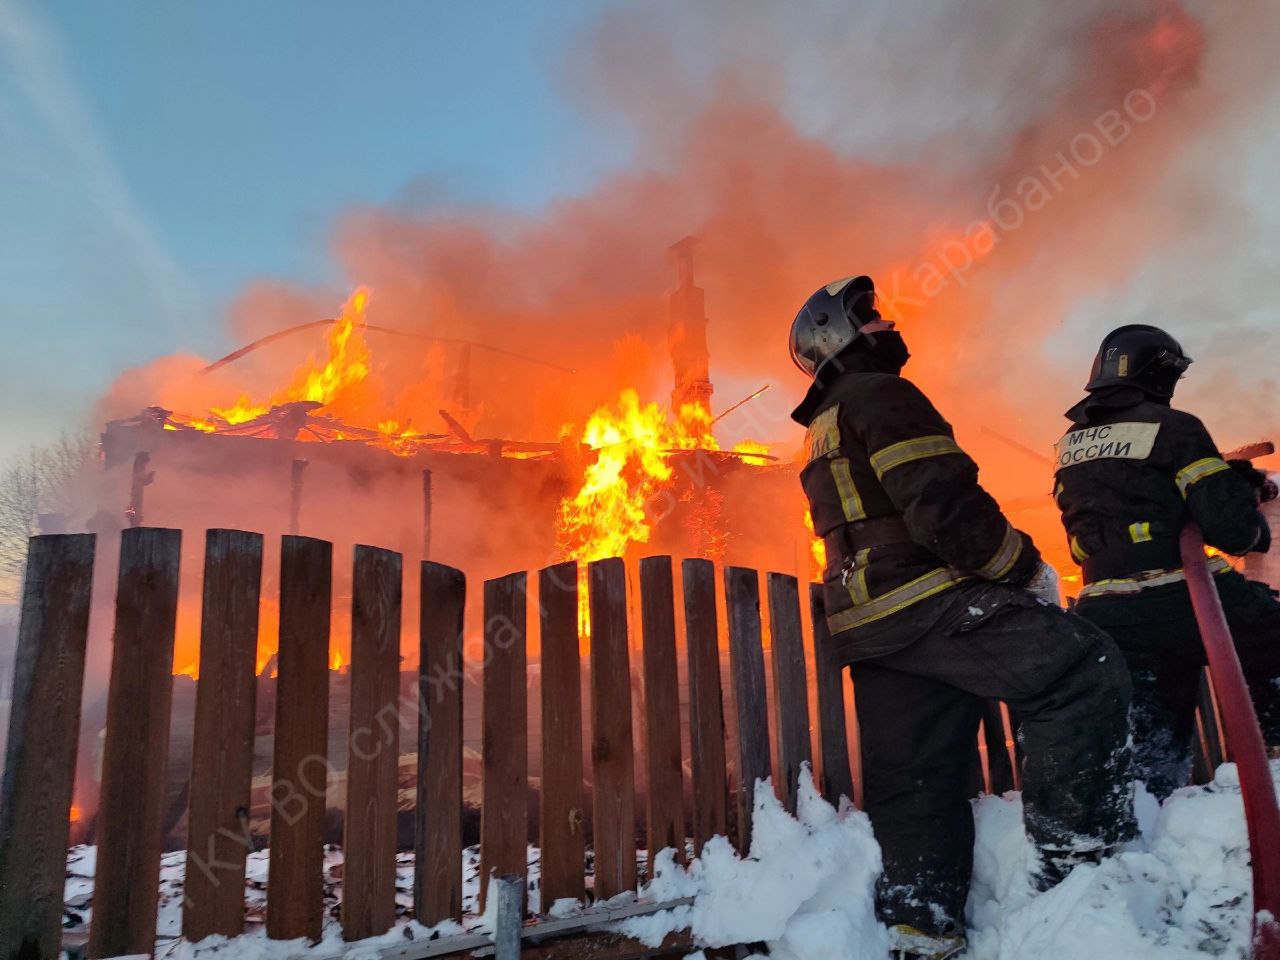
965, 768, 1253, 959
626, 763, 1262, 959
63, 763, 1270, 958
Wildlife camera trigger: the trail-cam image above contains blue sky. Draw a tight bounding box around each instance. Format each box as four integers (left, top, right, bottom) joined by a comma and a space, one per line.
0, 0, 627, 462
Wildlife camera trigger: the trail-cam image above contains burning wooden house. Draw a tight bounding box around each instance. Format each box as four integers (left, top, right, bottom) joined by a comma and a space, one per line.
68, 246, 811, 849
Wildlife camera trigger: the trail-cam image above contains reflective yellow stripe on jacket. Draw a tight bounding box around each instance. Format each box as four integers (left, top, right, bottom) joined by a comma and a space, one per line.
1175, 457, 1231, 497
976, 522, 1023, 580
1077, 556, 1232, 599
828, 566, 971, 633
830, 456, 867, 522
845, 547, 872, 605
869, 434, 964, 481
1128, 521, 1153, 543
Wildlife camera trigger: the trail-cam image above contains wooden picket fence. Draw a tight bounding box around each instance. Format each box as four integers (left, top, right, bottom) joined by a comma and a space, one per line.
0, 529, 842, 957
2, 528, 1233, 959
0, 528, 1030, 958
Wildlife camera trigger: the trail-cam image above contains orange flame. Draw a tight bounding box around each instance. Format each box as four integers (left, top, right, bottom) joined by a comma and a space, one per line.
205, 287, 373, 428
376, 418, 423, 457
290, 288, 371, 407
732, 439, 772, 461
803, 508, 826, 579
556, 389, 678, 564
210, 395, 270, 425
554, 388, 771, 635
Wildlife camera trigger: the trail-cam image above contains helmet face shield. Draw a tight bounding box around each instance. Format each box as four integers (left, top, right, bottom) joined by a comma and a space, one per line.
789, 276, 878, 379
789, 299, 859, 378
1156, 349, 1192, 376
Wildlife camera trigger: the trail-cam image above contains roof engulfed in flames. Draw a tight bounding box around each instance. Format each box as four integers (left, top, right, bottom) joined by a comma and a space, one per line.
151, 286, 777, 596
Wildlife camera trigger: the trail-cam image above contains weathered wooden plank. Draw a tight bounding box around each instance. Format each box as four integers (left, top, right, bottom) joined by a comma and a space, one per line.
88, 527, 182, 959
681, 560, 727, 856
982, 700, 1015, 796
0, 534, 95, 960
538, 562, 586, 907
480, 573, 528, 912
343, 546, 403, 940
266, 535, 332, 942
724, 566, 770, 854
1192, 708, 1214, 785
639, 556, 685, 865
415, 562, 467, 925
343, 926, 698, 960
808, 585, 853, 807
766, 573, 811, 814
183, 530, 263, 942
1001, 702, 1022, 791
1200, 668, 1228, 765
588, 558, 636, 899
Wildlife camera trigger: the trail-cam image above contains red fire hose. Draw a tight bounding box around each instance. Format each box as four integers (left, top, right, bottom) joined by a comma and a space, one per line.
1180, 524, 1280, 956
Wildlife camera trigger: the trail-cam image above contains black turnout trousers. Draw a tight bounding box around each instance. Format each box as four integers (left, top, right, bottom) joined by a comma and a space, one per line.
1076, 569, 1280, 799
849, 582, 1134, 933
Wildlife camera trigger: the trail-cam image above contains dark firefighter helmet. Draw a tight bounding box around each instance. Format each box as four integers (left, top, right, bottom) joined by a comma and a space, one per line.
1085, 324, 1192, 399
789, 275, 884, 378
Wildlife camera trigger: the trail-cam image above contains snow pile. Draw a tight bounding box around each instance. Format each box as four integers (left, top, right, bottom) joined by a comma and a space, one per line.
622, 772, 887, 957
627, 763, 1263, 959
967, 765, 1256, 959
61, 763, 1271, 958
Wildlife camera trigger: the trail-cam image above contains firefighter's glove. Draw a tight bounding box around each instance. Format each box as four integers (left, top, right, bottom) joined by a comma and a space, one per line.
1228, 459, 1277, 503
1024, 561, 1061, 608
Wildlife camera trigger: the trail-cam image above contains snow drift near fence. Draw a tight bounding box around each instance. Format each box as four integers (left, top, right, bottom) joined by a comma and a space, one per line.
62, 762, 1269, 958
628, 763, 1263, 959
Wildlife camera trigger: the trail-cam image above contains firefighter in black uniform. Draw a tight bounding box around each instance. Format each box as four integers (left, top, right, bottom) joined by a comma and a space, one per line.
790, 276, 1134, 959
1054, 324, 1280, 800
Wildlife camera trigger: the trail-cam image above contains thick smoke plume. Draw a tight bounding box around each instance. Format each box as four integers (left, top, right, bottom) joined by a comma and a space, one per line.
98, 0, 1280, 570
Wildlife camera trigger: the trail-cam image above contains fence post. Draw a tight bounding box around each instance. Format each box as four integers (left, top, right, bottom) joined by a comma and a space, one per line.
343, 546, 403, 941
539, 562, 586, 906
1180, 524, 1280, 956
183, 530, 263, 942
0, 534, 95, 960
479, 572, 528, 913
415, 562, 466, 925
1199, 669, 1229, 767
640, 556, 685, 865
266, 535, 332, 942
766, 573, 811, 814
808, 585, 853, 807
493, 874, 525, 960
683, 560, 727, 856
589, 558, 636, 899
725, 567, 770, 854
88, 527, 182, 959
